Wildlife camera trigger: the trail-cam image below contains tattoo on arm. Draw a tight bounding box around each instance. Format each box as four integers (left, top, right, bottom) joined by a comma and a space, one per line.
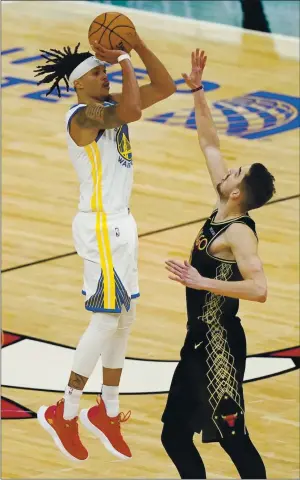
68, 371, 88, 390
75, 103, 123, 130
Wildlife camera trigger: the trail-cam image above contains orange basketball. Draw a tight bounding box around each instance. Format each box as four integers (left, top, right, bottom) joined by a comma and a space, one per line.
88, 12, 136, 53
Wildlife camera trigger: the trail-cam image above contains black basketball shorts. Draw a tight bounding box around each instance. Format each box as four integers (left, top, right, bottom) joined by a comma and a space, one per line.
162, 317, 248, 443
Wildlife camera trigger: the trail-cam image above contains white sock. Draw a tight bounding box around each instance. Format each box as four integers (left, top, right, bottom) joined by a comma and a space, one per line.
101, 385, 119, 417
63, 386, 83, 420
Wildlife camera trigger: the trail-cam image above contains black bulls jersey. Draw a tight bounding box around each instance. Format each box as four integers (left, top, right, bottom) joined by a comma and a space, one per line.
186, 209, 257, 328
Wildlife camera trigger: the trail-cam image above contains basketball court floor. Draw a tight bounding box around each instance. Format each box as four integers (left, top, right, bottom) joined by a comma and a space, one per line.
2, 1, 299, 478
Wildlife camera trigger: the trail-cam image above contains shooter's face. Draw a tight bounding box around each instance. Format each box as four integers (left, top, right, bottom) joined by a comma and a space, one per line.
76, 66, 110, 98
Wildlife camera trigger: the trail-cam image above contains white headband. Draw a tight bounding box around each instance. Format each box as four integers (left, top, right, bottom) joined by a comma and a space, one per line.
69, 56, 105, 87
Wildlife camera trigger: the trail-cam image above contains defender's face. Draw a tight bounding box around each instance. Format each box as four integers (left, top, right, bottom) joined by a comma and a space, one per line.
217, 165, 251, 199
79, 65, 110, 97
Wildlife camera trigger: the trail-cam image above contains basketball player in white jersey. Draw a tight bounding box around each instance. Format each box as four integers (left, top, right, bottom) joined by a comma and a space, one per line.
34, 35, 175, 462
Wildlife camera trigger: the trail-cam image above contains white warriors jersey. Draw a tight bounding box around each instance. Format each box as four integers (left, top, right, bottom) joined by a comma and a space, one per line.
65, 102, 133, 214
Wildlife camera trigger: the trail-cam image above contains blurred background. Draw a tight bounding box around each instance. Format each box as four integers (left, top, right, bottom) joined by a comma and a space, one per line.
88, 0, 300, 37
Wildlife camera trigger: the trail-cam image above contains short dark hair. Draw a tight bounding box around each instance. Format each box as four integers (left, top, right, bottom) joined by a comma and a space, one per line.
240, 163, 276, 211
34, 43, 92, 97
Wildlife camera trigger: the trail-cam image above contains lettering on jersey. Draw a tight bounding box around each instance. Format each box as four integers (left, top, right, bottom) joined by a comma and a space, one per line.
115, 227, 120, 237
195, 230, 208, 251
117, 124, 133, 168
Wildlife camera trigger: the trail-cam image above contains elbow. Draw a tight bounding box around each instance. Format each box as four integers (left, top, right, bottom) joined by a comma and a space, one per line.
256, 288, 267, 303
156, 81, 177, 100
125, 107, 142, 122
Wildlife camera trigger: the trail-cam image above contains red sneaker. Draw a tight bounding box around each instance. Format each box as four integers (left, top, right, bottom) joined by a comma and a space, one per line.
80, 396, 132, 460
37, 399, 88, 462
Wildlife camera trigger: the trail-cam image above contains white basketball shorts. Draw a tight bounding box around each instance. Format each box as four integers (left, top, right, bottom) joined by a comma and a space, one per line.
72, 209, 139, 313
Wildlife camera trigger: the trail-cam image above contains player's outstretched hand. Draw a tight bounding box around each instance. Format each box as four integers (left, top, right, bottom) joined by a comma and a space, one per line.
91, 41, 129, 64
181, 49, 207, 90
165, 259, 204, 290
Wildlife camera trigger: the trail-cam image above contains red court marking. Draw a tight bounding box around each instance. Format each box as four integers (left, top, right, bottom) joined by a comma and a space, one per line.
2, 331, 23, 347
271, 347, 300, 357
1, 397, 36, 419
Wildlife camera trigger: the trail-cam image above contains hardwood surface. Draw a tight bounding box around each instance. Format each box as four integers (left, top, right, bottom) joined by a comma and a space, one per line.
2, 1, 299, 478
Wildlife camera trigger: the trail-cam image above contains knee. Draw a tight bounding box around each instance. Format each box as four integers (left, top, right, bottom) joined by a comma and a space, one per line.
220, 434, 266, 479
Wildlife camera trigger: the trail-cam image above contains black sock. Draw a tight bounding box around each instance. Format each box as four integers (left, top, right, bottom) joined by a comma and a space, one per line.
220, 434, 267, 479
161, 422, 206, 479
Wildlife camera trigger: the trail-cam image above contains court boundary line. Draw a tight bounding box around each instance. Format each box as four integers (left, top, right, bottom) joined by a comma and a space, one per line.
2, 0, 300, 43
2, 193, 299, 274
1, 395, 37, 419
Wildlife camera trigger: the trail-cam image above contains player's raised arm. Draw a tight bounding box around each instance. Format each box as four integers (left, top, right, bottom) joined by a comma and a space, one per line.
131, 34, 176, 109
108, 34, 176, 110
182, 49, 228, 193
76, 45, 141, 129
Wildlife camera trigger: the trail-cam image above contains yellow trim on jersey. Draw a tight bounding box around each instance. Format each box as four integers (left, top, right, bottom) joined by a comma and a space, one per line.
88, 143, 97, 212
85, 142, 116, 310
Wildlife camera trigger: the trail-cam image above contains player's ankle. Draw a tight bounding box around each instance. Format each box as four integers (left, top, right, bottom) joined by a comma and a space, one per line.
102, 385, 119, 417
63, 386, 83, 420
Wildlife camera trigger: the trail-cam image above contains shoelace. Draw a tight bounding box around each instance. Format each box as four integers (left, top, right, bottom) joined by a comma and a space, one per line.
109, 411, 131, 441
117, 411, 131, 423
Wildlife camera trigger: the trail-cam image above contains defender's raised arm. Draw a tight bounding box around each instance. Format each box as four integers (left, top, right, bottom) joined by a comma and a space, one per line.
182, 49, 228, 193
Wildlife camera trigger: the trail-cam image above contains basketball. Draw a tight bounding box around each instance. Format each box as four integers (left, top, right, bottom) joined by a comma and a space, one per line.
88, 12, 136, 53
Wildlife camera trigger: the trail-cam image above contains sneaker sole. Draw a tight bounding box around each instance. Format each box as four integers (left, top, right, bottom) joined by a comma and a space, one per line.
37, 406, 88, 462
79, 409, 131, 461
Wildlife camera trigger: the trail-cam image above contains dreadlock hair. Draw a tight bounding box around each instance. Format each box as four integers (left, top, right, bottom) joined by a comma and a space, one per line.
240, 163, 276, 211
34, 43, 92, 97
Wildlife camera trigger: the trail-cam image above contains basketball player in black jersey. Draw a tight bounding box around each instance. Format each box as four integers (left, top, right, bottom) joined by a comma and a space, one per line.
161, 50, 275, 479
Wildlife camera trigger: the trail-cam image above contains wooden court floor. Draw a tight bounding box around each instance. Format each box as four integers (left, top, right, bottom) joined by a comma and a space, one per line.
2, 1, 299, 478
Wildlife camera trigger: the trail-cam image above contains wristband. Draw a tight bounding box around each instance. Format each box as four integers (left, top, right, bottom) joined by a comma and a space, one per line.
118, 53, 131, 63
191, 85, 203, 93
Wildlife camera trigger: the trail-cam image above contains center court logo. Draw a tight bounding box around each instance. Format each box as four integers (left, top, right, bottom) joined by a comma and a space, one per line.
116, 124, 132, 168
147, 91, 300, 140
1, 331, 299, 419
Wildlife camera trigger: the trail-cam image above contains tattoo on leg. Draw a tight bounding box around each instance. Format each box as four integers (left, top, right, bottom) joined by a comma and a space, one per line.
68, 371, 88, 390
